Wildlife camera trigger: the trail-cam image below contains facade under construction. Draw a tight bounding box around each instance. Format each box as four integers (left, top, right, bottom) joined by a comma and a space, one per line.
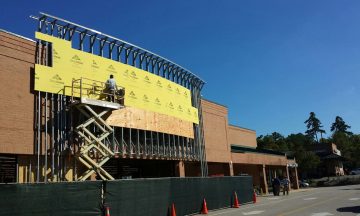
0, 13, 299, 194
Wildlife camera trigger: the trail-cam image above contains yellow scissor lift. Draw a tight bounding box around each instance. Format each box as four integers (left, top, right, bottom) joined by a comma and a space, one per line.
71, 78, 124, 181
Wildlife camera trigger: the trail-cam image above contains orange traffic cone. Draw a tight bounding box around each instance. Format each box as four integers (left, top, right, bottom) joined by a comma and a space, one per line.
201, 198, 208, 214
253, 191, 257, 203
105, 206, 110, 216
233, 191, 240, 208
170, 203, 176, 216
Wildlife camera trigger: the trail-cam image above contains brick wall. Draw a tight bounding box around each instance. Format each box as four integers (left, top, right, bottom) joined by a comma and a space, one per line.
228, 125, 257, 148
201, 99, 231, 163
231, 152, 288, 166
0, 31, 35, 154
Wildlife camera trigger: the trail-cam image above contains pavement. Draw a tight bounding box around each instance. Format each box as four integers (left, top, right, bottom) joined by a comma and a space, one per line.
193, 184, 360, 216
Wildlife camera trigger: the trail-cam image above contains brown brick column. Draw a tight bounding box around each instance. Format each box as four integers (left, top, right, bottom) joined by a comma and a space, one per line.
261, 164, 269, 194
286, 165, 291, 191
294, 166, 300, 189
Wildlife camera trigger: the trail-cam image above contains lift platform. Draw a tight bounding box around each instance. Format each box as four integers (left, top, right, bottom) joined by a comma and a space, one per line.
71, 78, 124, 181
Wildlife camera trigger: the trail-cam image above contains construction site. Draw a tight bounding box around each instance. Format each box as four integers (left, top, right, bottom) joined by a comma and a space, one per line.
0, 13, 299, 215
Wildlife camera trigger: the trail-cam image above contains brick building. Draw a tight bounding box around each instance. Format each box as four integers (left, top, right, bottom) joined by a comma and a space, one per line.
0, 16, 298, 194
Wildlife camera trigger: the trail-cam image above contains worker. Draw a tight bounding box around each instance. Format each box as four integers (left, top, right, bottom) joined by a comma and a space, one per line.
105, 74, 117, 102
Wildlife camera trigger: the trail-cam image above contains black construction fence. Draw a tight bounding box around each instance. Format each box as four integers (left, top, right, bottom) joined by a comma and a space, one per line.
0, 176, 253, 216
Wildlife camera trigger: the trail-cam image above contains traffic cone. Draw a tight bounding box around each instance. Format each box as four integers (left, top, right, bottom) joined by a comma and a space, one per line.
170, 203, 176, 216
253, 191, 257, 203
233, 191, 240, 208
201, 198, 208, 214
104, 205, 110, 216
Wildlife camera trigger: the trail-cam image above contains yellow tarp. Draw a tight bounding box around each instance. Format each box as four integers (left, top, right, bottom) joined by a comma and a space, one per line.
35, 32, 198, 124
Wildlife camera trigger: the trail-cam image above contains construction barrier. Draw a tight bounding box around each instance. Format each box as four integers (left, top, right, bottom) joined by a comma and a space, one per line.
0, 181, 102, 216
0, 176, 253, 216
105, 176, 253, 216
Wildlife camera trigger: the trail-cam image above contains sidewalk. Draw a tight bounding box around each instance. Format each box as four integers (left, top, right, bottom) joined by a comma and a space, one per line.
258, 187, 313, 198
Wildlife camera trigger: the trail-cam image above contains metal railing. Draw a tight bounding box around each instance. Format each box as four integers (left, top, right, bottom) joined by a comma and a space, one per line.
71, 77, 124, 104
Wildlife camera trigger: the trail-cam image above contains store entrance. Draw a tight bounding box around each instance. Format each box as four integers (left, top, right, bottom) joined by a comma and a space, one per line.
103, 158, 176, 179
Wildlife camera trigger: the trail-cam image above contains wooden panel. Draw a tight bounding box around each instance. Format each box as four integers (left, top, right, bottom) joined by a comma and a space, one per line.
106, 107, 194, 138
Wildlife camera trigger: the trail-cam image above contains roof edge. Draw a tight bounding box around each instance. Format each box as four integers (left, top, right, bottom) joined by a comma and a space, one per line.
231, 144, 287, 157
228, 124, 256, 132
0, 29, 35, 42
201, 98, 228, 108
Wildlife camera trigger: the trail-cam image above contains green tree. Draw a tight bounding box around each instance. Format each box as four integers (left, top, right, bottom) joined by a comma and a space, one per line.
296, 151, 321, 176
286, 133, 312, 151
257, 132, 288, 152
349, 134, 360, 168
331, 116, 352, 135
304, 112, 326, 142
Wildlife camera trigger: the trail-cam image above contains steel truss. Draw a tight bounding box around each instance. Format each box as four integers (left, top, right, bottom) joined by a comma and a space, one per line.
32, 12, 208, 181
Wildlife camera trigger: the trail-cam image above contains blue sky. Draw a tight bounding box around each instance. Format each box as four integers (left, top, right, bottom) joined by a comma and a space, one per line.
1, 0, 359, 136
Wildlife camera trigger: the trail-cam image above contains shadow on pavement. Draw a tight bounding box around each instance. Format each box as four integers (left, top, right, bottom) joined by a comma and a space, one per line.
339, 188, 360, 190
337, 206, 360, 213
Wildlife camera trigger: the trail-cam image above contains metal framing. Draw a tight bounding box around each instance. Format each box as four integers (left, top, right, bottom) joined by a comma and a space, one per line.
32, 12, 208, 182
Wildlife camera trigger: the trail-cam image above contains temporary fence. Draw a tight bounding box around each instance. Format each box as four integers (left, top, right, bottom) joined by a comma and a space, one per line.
0, 181, 102, 216
0, 176, 253, 216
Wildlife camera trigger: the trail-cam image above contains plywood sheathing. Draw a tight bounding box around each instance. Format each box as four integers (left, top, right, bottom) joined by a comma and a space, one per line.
105, 107, 194, 138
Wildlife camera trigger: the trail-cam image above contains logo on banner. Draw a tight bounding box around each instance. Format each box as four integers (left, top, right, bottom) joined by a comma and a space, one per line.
107, 65, 116, 73
184, 91, 188, 98
50, 74, 64, 84
130, 71, 138, 79
156, 80, 162, 88
53, 48, 60, 60
187, 108, 191, 115
168, 102, 174, 110
142, 94, 149, 102
123, 69, 129, 77
167, 84, 172, 92
177, 105, 183, 112
176, 88, 181, 95
91, 60, 99, 69
155, 97, 161, 105
144, 75, 151, 84
71, 55, 83, 64
129, 91, 137, 99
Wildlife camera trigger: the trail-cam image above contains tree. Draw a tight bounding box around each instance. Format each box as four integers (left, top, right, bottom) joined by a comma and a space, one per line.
331, 116, 352, 135
257, 132, 288, 152
349, 134, 360, 168
286, 133, 312, 152
304, 112, 326, 142
296, 151, 321, 177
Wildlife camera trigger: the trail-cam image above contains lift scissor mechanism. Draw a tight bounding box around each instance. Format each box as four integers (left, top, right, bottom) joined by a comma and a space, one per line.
71, 77, 123, 181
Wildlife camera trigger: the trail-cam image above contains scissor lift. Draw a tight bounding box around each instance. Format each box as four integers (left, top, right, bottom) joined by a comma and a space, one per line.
71, 78, 123, 181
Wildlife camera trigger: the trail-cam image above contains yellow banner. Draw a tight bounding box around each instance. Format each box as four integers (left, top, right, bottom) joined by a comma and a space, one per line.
34, 32, 199, 124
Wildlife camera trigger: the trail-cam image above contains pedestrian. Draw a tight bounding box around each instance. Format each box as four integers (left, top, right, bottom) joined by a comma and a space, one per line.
272, 178, 276, 196
282, 177, 290, 195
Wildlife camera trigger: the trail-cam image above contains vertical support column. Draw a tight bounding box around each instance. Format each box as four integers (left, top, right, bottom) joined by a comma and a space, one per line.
229, 161, 234, 176
44, 93, 48, 183
36, 91, 41, 182
193, 87, 207, 177
261, 164, 269, 194
175, 161, 185, 177
294, 166, 300, 189
286, 165, 291, 191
